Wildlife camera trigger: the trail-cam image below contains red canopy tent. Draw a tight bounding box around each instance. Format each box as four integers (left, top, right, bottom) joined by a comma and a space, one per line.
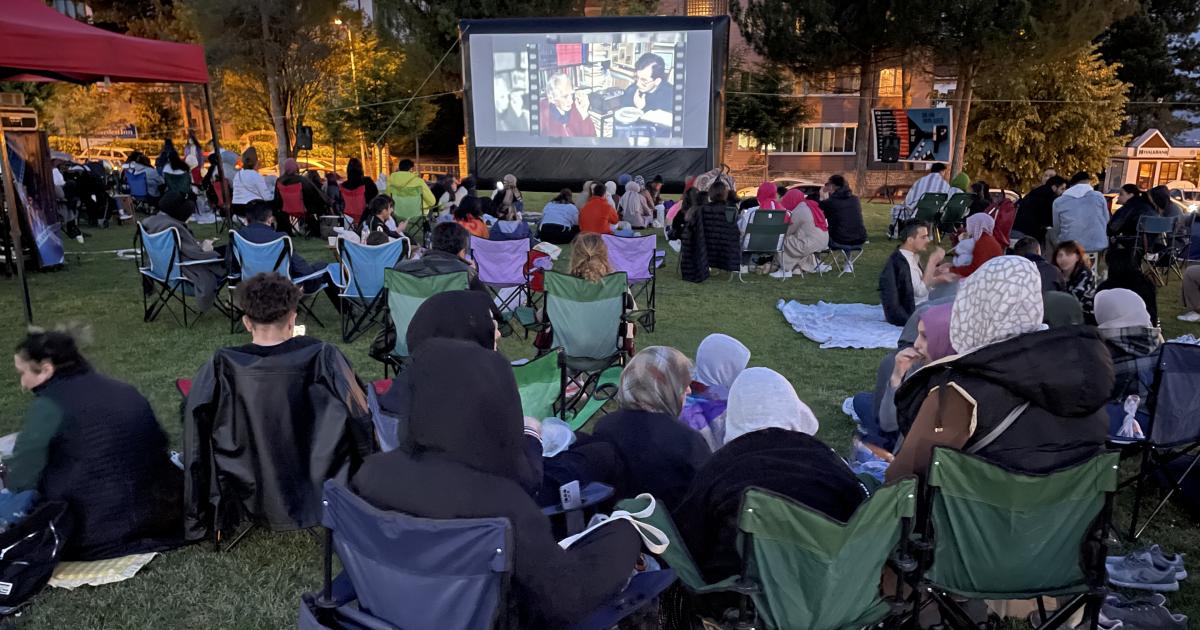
0, 0, 226, 323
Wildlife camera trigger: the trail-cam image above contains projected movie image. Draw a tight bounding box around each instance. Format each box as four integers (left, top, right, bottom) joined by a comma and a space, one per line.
473, 30, 712, 149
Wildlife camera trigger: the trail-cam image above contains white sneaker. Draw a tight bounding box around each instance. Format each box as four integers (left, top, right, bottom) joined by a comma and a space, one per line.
74, 235, 85, 244
769, 269, 792, 279
816, 263, 833, 273
117, 211, 133, 221
1178, 311, 1200, 322
842, 263, 854, 274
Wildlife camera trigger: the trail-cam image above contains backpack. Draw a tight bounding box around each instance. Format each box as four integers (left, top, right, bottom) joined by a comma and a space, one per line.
0, 500, 73, 615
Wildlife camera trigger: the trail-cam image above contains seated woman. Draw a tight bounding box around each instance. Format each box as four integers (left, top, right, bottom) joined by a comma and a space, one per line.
681, 333, 751, 450
10, 329, 182, 560
772, 188, 830, 278
1094, 288, 1162, 436
619, 181, 654, 229
579, 182, 620, 235
887, 256, 1113, 481
949, 213, 1002, 277
673, 367, 867, 583
1054, 240, 1096, 319
592, 347, 712, 508
141, 191, 225, 312
539, 188, 580, 244
352, 339, 642, 628
454, 195, 491, 239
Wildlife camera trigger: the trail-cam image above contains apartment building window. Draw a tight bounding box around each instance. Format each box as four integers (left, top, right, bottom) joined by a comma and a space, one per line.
686, 0, 728, 16
801, 72, 860, 95
774, 125, 857, 154
877, 67, 903, 97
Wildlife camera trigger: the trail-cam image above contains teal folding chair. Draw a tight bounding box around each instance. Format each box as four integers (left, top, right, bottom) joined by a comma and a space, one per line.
937, 193, 974, 241
378, 269, 469, 375
739, 209, 788, 282
513, 350, 561, 421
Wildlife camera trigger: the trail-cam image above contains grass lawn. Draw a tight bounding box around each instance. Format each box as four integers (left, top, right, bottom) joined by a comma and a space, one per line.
1, 193, 1198, 628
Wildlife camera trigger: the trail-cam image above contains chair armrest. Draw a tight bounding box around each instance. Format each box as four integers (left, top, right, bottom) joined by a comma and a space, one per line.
541, 482, 615, 518
293, 269, 330, 285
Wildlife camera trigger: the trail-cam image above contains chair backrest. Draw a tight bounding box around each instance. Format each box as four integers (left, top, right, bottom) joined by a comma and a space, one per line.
340, 184, 367, 222
616, 495, 741, 595
1148, 342, 1200, 447
470, 236, 530, 287
544, 270, 627, 361
125, 169, 148, 197
513, 351, 561, 420
914, 193, 948, 222
741, 210, 788, 255
602, 234, 656, 284
738, 480, 917, 630
164, 171, 192, 195
383, 269, 470, 358
338, 238, 408, 300
137, 222, 183, 284
321, 480, 513, 630
278, 181, 305, 218
1137, 214, 1176, 236
231, 231, 291, 281
939, 193, 973, 225
925, 447, 1118, 600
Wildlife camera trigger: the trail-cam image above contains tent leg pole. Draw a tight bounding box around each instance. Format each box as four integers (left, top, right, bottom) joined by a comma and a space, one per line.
202, 83, 231, 228
0, 131, 32, 325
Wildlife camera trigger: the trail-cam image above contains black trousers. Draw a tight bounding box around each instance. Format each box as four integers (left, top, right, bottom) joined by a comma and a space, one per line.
538, 223, 579, 245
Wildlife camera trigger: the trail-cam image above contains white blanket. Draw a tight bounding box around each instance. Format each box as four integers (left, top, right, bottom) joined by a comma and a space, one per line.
776, 300, 902, 349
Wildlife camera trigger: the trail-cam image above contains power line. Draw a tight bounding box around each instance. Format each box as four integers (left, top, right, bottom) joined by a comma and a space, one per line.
726, 90, 1200, 107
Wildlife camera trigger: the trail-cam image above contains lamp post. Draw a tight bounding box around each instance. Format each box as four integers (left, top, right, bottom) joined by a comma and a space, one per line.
334, 18, 368, 174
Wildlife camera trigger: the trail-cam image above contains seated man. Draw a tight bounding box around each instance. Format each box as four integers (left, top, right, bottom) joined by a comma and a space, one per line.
879, 220, 955, 326
182, 273, 374, 540
236, 202, 331, 293
890, 163, 951, 234
395, 222, 490, 298
1013, 235, 1065, 292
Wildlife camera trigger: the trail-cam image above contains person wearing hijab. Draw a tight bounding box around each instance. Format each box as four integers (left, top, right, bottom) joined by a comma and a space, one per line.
736, 182, 780, 233
592, 347, 712, 507
352, 340, 642, 629
604, 180, 618, 208
492, 173, 523, 220
774, 188, 831, 277
1042, 291, 1084, 328
1097, 247, 1159, 326
673, 368, 867, 583
1094, 289, 1162, 425
949, 213, 1003, 277
141, 192, 224, 312
949, 171, 970, 193
888, 256, 1113, 481
619, 181, 654, 228
680, 334, 751, 450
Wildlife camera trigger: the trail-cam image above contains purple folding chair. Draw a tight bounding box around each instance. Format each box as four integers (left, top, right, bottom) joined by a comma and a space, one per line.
469, 236, 531, 318
602, 234, 659, 331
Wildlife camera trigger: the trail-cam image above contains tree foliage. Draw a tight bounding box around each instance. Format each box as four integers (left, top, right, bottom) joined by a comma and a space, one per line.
965, 45, 1128, 191
725, 66, 807, 151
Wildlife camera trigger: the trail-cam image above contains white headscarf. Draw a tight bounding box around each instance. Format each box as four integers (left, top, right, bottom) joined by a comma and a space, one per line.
724, 368, 819, 445
604, 180, 617, 207
950, 255, 1044, 355
965, 213, 995, 240
694, 334, 751, 396
1094, 288, 1152, 330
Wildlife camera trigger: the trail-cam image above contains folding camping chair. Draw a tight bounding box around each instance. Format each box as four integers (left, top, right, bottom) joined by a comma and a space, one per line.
376, 269, 469, 375
124, 168, 155, 214
916, 447, 1118, 630
1133, 215, 1178, 286
602, 234, 660, 332
1123, 342, 1200, 540
299, 480, 675, 630
164, 171, 192, 196
333, 238, 409, 342
513, 350, 562, 421
913, 192, 948, 226
543, 270, 630, 427
617, 478, 917, 630
936, 193, 973, 241
226, 231, 329, 332
736, 210, 788, 282
135, 222, 222, 327
516, 248, 554, 334
817, 241, 868, 277
470, 236, 531, 321
277, 181, 307, 235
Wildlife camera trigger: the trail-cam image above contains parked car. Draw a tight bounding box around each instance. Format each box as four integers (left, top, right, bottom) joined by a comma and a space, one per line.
735, 178, 823, 201
260, 158, 343, 179
78, 146, 135, 169
1168, 188, 1200, 214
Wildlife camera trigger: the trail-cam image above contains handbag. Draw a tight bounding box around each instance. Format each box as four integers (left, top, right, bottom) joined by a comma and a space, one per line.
0, 500, 73, 615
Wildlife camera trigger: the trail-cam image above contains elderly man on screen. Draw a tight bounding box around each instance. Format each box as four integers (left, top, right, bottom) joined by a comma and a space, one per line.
539, 74, 597, 138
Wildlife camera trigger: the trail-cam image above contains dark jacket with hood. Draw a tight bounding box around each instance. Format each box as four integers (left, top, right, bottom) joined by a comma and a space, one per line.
887, 326, 1113, 481
673, 428, 867, 583
1022, 253, 1065, 292
880, 249, 917, 326
182, 336, 375, 540
1013, 183, 1058, 241
820, 188, 868, 246
1108, 195, 1156, 240
592, 408, 712, 509
353, 340, 642, 629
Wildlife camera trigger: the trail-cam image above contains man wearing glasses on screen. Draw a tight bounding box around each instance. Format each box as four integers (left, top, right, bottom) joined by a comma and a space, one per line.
539, 74, 597, 137
621, 53, 674, 121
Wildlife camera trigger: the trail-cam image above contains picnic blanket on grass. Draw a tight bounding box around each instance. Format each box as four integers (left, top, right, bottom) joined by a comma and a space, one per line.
49, 553, 158, 589
776, 299, 902, 349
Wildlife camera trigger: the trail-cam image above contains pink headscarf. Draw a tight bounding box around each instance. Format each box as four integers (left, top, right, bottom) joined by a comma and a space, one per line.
779, 188, 829, 232
919, 303, 955, 361
282, 158, 299, 176
756, 182, 779, 210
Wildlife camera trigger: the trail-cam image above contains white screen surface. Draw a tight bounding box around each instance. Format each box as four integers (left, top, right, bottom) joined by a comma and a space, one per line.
469, 30, 713, 149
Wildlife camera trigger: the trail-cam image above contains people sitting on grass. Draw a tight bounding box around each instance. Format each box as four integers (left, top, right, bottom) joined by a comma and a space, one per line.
771, 188, 830, 278
1051, 172, 1109, 253
538, 188, 580, 244
359, 195, 404, 242
9, 327, 183, 560
619, 181, 655, 229
579, 182, 620, 235
142, 191, 225, 313
674, 367, 867, 583
681, 333, 752, 450
492, 173, 524, 220
237, 203, 331, 293
948, 213, 1002, 277
352, 339, 643, 629
879, 220, 956, 326
1094, 288, 1162, 436
592, 346, 712, 509
887, 256, 1112, 481
819, 175, 868, 262
1053, 240, 1097, 319
1013, 236, 1065, 292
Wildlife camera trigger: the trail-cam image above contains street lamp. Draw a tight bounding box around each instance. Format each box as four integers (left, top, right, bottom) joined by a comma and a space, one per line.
333, 17, 367, 174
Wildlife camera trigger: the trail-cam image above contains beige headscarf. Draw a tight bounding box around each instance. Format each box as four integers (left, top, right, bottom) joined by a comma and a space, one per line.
724, 368, 819, 444
616, 346, 693, 418
950, 256, 1044, 355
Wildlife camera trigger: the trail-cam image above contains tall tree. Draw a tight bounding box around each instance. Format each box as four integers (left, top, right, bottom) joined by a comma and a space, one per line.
733, 0, 896, 191
965, 45, 1129, 191
725, 66, 808, 156
1096, 0, 1200, 138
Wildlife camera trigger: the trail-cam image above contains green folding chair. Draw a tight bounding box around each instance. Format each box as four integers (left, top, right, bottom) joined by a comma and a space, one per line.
913, 192, 948, 225
543, 270, 629, 427
378, 269, 469, 375
920, 447, 1119, 630
513, 350, 560, 421
937, 193, 974, 241
739, 209, 788, 281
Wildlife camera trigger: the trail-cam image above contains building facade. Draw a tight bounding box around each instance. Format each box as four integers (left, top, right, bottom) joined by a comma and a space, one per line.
1106, 129, 1200, 191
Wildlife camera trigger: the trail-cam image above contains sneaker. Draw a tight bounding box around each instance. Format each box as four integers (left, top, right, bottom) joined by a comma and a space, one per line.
842, 263, 854, 274
769, 269, 792, 279
1107, 552, 1180, 591
816, 263, 833, 273
117, 211, 134, 221
1105, 592, 1167, 608
74, 235, 85, 245
1178, 311, 1200, 323
1102, 600, 1187, 630
1027, 609, 1122, 629
1108, 545, 1187, 581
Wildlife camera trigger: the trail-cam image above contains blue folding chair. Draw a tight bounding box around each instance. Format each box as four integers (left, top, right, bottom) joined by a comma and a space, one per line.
333, 238, 409, 342
124, 168, 155, 214
135, 222, 221, 327
298, 480, 674, 630
227, 231, 330, 332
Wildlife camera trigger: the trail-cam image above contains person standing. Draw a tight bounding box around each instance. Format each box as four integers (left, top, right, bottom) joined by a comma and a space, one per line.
1012, 175, 1067, 244
1051, 172, 1110, 252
